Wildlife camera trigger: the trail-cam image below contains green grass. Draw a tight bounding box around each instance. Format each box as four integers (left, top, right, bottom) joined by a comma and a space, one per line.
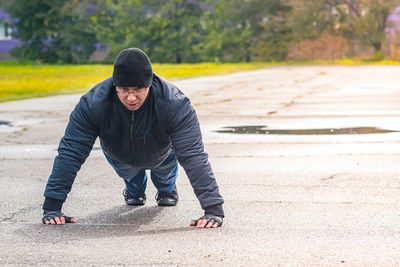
0, 62, 268, 102
1, 59, 399, 102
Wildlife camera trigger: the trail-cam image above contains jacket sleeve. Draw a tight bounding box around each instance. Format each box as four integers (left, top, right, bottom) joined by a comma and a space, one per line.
43, 93, 99, 204
168, 97, 224, 215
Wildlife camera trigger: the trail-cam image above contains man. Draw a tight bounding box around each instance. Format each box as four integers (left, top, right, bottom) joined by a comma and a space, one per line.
42, 48, 224, 228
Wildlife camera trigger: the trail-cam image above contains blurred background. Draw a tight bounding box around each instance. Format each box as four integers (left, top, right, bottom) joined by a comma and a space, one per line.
1, 0, 400, 64
2, 0, 400, 102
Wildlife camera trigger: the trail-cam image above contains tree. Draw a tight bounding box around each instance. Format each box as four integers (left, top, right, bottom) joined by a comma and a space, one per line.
5, 0, 294, 63
6, 0, 98, 63
0, 0, 12, 10
253, 0, 292, 61
90, 0, 206, 63
86, 0, 145, 62
339, 0, 398, 59
198, 0, 291, 62
141, 0, 206, 63
288, 0, 340, 41
289, 0, 399, 59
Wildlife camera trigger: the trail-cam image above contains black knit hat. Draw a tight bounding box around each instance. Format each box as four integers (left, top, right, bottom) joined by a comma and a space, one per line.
113, 48, 153, 87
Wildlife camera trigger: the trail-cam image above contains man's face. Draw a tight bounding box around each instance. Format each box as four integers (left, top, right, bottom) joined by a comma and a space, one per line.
116, 86, 150, 111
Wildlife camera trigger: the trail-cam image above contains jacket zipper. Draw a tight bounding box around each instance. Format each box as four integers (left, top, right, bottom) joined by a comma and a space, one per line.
130, 112, 135, 165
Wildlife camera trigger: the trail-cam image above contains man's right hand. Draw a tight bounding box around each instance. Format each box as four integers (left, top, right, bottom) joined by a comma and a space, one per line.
42, 211, 76, 225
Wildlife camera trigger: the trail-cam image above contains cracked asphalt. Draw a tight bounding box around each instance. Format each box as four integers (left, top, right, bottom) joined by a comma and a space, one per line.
1, 65, 400, 265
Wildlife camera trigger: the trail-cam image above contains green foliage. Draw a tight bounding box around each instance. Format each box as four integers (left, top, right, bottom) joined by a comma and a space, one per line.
0, 0, 12, 10
86, 0, 145, 62
289, 0, 399, 59
93, 0, 207, 63
197, 0, 292, 62
340, 0, 397, 58
252, 0, 292, 61
144, 0, 206, 63
5, 0, 97, 63
289, 0, 339, 40
4, 0, 400, 63
4, 0, 295, 63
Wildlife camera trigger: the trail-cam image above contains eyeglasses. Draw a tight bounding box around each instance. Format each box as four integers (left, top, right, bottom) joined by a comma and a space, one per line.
116, 87, 147, 96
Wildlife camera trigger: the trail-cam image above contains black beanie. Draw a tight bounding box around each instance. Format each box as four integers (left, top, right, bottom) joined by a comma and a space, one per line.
113, 48, 153, 88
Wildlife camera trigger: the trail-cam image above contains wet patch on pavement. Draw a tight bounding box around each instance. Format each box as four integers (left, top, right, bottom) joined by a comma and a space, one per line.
0, 120, 14, 133
217, 126, 398, 135
0, 120, 12, 126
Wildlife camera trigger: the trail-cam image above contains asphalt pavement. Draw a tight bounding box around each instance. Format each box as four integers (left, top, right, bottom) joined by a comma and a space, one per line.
1, 65, 400, 265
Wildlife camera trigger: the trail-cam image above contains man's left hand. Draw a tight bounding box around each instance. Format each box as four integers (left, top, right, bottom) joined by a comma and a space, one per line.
190, 214, 223, 228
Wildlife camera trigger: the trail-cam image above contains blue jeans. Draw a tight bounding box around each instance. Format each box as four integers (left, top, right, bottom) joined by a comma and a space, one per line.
103, 149, 178, 198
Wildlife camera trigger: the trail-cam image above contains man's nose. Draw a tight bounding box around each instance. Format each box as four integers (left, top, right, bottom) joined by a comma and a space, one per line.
127, 92, 137, 101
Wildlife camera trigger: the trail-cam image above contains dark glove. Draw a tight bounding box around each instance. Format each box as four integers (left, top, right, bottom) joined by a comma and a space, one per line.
191, 214, 223, 228
42, 210, 74, 224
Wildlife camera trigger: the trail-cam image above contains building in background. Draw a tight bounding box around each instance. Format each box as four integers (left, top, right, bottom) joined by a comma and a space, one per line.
0, 7, 21, 60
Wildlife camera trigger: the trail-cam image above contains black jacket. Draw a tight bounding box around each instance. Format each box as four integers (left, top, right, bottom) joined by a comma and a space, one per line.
43, 74, 224, 216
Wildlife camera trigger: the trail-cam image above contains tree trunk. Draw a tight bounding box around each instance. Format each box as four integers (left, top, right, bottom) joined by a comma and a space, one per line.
175, 51, 182, 63
245, 51, 251, 62
372, 42, 382, 60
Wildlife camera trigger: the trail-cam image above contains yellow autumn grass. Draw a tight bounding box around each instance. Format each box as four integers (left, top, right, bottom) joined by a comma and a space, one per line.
2, 60, 399, 102
334, 59, 400, 65
0, 62, 268, 102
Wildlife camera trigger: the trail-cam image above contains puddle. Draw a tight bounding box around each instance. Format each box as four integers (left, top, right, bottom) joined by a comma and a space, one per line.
0, 120, 12, 126
217, 126, 398, 135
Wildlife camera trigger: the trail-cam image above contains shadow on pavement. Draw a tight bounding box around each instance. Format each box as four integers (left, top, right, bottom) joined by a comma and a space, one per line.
79, 204, 161, 225
16, 205, 195, 241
